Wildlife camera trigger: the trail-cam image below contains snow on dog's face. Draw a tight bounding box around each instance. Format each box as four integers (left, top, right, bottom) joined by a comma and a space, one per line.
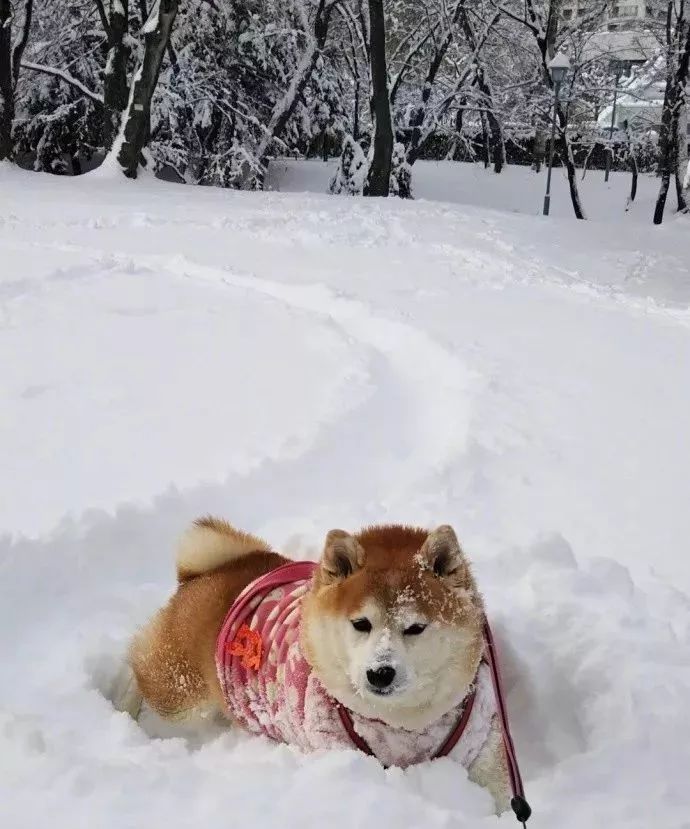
301, 525, 485, 730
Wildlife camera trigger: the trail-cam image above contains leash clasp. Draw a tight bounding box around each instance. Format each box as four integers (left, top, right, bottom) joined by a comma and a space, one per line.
511, 794, 532, 824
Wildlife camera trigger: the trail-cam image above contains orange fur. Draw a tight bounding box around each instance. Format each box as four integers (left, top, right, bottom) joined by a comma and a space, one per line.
308, 523, 483, 627
131, 541, 287, 718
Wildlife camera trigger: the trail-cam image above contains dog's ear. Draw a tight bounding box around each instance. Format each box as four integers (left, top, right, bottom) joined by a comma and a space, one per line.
419, 525, 472, 589
320, 529, 365, 583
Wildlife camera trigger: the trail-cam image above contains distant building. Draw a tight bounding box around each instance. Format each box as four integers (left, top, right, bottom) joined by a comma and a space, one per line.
560, 1, 666, 31
558, 1, 667, 133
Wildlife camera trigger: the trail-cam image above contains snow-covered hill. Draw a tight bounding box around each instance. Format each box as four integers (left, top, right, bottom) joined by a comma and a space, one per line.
1, 163, 690, 829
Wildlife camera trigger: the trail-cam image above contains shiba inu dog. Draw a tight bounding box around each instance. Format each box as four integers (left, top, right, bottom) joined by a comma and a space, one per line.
128, 518, 511, 812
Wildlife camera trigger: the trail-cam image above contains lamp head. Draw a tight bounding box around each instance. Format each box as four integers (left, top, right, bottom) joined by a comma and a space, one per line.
548, 51, 571, 84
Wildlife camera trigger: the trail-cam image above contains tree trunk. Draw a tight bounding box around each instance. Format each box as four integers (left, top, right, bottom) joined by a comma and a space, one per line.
116, 0, 179, 178
514, 1, 560, 176
71, 150, 83, 176
406, 86, 432, 166
353, 79, 360, 140
627, 152, 638, 208
654, 11, 690, 223
477, 80, 504, 173
674, 97, 687, 213
365, 0, 393, 196
480, 110, 490, 168
657, 104, 671, 178
532, 127, 546, 172
104, 0, 130, 149
675, 97, 688, 211
558, 104, 586, 220
0, 0, 13, 160
530, 0, 557, 172
623, 123, 638, 207
449, 99, 467, 160
0, 0, 32, 160
455, 100, 465, 136
654, 167, 672, 223
654, 95, 674, 222
674, 160, 687, 211
561, 136, 586, 219
654, 44, 690, 220
581, 141, 598, 180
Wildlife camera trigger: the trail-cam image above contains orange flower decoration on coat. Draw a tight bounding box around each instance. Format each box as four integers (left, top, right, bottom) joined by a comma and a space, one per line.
228, 623, 263, 670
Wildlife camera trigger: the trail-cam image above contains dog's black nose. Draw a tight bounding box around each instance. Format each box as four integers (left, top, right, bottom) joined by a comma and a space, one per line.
367, 666, 396, 689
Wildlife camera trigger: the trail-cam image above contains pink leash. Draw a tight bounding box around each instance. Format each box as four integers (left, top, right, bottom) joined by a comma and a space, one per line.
483, 619, 532, 825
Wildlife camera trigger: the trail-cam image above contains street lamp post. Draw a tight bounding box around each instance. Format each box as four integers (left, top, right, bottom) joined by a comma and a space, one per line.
543, 52, 571, 217
604, 59, 629, 183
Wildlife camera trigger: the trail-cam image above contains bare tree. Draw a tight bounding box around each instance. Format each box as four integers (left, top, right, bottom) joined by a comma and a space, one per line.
99, 0, 131, 149
492, 0, 603, 219
677, 96, 689, 203
385, 1, 504, 171
654, 0, 690, 224
115, 0, 179, 178
248, 0, 339, 188
458, 4, 505, 173
0, 0, 33, 160
404, 1, 466, 166
411, 10, 499, 164
365, 0, 393, 195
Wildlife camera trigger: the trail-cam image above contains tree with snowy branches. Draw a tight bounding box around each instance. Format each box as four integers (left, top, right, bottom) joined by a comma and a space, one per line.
0, 0, 33, 160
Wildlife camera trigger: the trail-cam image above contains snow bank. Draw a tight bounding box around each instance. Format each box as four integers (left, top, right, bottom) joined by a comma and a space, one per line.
1, 164, 690, 828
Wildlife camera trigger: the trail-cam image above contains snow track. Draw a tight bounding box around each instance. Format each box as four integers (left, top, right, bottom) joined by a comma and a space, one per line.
2, 166, 690, 829
167, 253, 478, 504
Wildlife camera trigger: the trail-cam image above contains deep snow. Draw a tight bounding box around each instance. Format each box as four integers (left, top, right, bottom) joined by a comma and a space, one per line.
1, 161, 690, 829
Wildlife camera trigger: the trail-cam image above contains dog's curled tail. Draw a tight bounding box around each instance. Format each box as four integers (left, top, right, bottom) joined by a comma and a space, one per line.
176, 516, 272, 582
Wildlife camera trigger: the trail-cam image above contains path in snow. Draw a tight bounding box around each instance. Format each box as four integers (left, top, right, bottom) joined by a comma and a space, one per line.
1, 165, 690, 829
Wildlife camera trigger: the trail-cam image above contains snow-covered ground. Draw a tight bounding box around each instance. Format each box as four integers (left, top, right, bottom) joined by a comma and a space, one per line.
1, 161, 690, 829
268, 157, 679, 225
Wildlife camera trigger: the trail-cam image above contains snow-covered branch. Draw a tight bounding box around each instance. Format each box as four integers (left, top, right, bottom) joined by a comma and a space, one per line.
389, 23, 434, 105
21, 60, 104, 105
489, 0, 539, 38
433, 10, 500, 121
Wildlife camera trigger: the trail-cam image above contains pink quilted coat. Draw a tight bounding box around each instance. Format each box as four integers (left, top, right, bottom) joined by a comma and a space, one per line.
215, 561, 498, 769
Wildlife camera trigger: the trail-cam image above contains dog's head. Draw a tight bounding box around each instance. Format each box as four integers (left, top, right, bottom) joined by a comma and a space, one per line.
301, 524, 485, 729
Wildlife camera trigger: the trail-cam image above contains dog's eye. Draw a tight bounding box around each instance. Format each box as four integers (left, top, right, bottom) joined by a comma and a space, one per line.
403, 623, 427, 636
351, 618, 372, 633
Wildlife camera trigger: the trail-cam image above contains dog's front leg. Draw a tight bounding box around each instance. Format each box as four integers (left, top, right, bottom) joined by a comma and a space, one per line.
467, 717, 512, 816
